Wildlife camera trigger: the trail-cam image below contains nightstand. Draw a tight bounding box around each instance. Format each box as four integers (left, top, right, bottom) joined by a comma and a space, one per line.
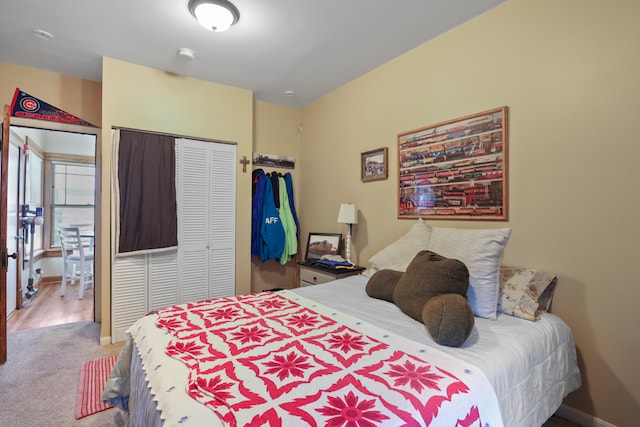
298, 262, 366, 287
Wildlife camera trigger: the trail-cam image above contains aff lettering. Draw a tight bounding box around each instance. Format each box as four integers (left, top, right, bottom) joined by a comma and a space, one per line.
265, 217, 279, 224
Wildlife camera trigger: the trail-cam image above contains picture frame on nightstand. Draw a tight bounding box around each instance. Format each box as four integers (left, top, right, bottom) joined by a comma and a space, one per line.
304, 232, 342, 261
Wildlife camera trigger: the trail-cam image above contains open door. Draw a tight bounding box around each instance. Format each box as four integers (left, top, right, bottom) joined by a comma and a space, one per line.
1, 105, 13, 364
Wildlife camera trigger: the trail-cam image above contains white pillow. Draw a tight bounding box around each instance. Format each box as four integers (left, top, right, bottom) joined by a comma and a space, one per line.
361, 267, 377, 279
368, 219, 432, 272
427, 227, 511, 319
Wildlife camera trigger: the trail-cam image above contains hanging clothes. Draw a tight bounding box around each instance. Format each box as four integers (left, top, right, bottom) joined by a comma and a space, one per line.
277, 176, 297, 264
284, 172, 299, 239
252, 168, 298, 264
270, 171, 280, 209
259, 174, 285, 262
251, 169, 267, 256
252, 168, 265, 195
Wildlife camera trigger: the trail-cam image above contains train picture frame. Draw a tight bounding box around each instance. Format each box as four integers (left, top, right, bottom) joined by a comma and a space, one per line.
397, 106, 508, 220
361, 147, 388, 182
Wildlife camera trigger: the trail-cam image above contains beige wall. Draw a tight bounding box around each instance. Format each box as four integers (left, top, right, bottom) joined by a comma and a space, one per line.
0, 62, 102, 127
99, 58, 254, 342
298, 0, 640, 425
251, 102, 302, 292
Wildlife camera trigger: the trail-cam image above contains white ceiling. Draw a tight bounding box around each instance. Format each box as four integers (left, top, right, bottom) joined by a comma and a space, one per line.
0, 0, 505, 109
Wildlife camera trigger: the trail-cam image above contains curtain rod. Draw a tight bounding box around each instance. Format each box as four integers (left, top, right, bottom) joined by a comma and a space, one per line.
112, 126, 236, 146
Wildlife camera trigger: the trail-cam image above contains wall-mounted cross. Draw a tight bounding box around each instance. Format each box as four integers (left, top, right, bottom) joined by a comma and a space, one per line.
239, 156, 251, 173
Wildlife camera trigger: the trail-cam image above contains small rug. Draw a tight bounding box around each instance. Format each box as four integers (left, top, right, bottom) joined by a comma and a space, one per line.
75, 354, 118, 419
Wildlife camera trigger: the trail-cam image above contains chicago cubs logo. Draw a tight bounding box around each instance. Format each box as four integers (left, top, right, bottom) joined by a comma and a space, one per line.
20, 96, 39, 112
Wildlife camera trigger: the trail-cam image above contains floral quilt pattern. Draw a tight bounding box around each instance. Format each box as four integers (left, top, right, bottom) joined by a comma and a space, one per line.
155, 291, 502, 427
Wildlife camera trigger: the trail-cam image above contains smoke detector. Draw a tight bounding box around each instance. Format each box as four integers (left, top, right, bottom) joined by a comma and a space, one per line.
178, 48, 195, 60
32, 29, 53, 40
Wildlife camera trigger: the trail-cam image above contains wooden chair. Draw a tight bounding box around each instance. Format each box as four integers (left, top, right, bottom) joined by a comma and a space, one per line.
58, 226, 94, 299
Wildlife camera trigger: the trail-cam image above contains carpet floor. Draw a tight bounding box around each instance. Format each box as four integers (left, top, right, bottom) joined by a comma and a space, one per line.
0, 321, 124, 427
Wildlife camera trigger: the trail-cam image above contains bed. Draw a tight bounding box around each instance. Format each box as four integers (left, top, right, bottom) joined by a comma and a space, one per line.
103, 274, 581, 427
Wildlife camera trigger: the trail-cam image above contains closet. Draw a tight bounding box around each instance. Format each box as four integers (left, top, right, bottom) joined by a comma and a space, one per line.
111, 136, 236, 343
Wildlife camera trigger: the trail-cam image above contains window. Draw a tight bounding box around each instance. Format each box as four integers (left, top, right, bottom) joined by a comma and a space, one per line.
50, 161, 95, 246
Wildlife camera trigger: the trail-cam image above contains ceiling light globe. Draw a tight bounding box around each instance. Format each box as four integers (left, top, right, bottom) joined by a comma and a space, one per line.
190, 1, 239, 32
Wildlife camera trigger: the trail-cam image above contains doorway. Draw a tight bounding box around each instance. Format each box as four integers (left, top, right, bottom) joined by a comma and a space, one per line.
5, 125, 96, 333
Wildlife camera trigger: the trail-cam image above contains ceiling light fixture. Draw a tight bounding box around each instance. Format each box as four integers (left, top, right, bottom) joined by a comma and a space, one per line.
188, 0, 240, 32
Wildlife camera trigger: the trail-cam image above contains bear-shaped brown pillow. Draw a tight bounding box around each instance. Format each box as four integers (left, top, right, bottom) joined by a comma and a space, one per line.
366, 250, 474, 347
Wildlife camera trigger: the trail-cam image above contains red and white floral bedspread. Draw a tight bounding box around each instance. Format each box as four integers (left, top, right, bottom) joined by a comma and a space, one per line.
155, 291, 504, 427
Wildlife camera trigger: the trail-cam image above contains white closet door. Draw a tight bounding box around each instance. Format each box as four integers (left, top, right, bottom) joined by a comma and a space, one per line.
148, 249, 179, 310
111, 254, 147, 342
112, 136, 236, 343
177, 138, 235, 301
177, 139, 211, 303
209, 142, 236, 298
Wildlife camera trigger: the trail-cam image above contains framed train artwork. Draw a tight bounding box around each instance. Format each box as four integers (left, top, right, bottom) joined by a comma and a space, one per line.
397, 106, 508, 220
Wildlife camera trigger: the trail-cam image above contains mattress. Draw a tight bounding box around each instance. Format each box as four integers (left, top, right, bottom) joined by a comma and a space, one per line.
105, 274, 580, 426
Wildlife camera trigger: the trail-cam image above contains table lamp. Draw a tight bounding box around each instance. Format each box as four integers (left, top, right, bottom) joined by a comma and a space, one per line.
337, 203, 358, 264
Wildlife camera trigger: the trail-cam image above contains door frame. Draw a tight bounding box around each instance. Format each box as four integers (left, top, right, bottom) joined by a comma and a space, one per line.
1, 105, 11, 363
1, 114, 99, 364
7, 129, 24, 316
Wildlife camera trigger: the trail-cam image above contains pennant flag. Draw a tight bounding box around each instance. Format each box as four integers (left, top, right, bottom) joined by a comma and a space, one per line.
10, 88, 96, 127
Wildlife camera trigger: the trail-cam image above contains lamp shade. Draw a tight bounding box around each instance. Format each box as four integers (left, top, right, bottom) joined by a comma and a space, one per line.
337, 203, 358, 225
189, 0, 240, 32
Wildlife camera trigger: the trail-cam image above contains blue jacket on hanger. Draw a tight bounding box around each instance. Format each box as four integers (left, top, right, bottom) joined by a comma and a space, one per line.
251, 169, 267, 256
260, 175, 285, 262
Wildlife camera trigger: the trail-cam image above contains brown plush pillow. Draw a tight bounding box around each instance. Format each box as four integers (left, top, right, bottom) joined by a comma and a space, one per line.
365, 269, 404, 302
422, 294, 474, 347
392, 250, 470, 322
366, 250, 474, 347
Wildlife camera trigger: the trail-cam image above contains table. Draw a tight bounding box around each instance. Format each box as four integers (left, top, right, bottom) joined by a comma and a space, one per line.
298, 261, 365, 287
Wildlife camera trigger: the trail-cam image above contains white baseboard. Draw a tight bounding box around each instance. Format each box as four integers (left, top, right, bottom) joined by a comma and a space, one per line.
557, 404, 618, 427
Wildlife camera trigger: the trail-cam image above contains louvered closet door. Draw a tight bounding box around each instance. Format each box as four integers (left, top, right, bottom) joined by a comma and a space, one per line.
112, 136, 236, 343
176, 138, 236, 302
148, 249, 179, 310
176, 139, 210, 303
208, 142, 236, 298
111, 254, 147, 342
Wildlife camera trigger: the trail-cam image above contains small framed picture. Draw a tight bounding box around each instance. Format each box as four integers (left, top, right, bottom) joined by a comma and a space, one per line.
304, 232, 342, 261
361, 147, 388, 182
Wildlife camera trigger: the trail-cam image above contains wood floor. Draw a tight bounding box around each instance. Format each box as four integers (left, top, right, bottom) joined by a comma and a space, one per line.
6, 277, 94, 333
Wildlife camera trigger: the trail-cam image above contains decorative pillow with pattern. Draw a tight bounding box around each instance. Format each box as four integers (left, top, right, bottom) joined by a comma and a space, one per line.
499, 267, 558, 321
